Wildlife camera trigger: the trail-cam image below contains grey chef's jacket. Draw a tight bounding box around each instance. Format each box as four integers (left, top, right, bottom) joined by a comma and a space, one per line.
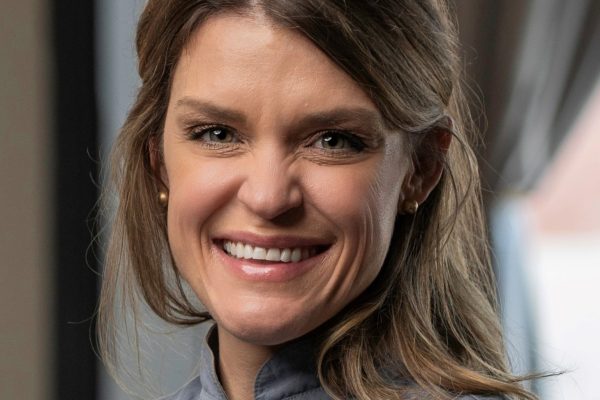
165, 323, 505, 400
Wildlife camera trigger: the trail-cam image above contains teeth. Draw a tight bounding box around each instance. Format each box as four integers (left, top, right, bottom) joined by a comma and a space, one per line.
253, 247, 267, 260
291, 248, 302, 263
236, 242, 244, 258
222, 240, 319, 263
243, 244, 253, 259
265, 248, 281, 261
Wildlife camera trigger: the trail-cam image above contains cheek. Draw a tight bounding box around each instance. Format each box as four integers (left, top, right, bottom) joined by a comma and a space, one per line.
168, 159, 235, 217
302, 157, 403, 288
164, 154, 241, 269
303, 159, 401, 240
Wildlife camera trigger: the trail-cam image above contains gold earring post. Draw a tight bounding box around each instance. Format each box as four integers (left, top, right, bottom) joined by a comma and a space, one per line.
403, 200, 418, 214
159, 191, 168, 206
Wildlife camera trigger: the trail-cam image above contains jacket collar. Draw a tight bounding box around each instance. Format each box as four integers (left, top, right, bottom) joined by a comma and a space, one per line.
198, 324, 329, 400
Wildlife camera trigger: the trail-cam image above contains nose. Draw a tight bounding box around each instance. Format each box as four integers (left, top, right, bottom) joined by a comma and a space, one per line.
237, 152, 303, 220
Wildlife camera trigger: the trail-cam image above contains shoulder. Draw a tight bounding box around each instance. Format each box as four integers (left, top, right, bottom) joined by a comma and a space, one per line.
158, 376, 204, 400
159, 322, 224, 400
386, 374, 507, 400
415, 392, 507, 400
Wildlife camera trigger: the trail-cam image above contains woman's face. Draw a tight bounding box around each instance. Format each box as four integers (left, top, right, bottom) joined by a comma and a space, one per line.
162, 14, 411, 346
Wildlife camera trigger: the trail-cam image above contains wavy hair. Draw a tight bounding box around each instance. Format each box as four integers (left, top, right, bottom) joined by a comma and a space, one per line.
98, 1, 538, 398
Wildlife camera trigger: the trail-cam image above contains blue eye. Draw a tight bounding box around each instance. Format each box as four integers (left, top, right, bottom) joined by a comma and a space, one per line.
315, 131, 366, 152
186, 125, 238, 144
196, 126, 237, 143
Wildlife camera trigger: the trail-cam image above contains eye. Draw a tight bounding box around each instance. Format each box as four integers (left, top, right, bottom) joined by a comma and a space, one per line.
313, 131, 366, 152
188, 125, 238, 144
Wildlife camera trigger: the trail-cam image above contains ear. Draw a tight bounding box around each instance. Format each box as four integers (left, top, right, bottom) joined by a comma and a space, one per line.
149, 135, 169, 190
399, 126, 452, 212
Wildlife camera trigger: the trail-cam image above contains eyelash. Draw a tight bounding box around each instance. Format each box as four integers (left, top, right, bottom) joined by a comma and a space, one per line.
313, 130, 367, 152
186, 125, 239, 146
185, 124, 368, 153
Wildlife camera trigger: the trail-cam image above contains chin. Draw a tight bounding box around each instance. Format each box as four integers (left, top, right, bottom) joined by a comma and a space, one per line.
212, 304, 320, 346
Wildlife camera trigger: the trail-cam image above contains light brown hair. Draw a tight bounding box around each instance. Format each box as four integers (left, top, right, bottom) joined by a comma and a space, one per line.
98, 1, 538, 398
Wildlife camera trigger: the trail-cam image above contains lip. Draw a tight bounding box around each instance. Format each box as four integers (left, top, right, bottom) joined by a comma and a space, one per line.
211, 232, 333, 282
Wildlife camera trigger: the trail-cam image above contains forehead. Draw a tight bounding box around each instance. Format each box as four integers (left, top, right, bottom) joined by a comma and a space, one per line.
170, 13, 378, 117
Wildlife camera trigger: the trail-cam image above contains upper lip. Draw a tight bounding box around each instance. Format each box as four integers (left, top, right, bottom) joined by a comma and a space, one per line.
214, 231, 334, 249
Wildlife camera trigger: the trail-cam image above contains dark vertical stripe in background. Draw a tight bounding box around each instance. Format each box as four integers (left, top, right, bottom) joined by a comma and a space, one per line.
51, 0, 99, 399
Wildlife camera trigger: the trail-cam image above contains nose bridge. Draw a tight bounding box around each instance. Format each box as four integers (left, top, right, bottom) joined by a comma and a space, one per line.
237, 145, 302, 219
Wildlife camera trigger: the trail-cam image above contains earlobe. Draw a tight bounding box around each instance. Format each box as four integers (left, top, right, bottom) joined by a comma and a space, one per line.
398, 126, 452, 213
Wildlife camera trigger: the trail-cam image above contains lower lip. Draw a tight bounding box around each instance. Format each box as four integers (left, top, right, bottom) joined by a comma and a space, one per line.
213, 242, 327, 282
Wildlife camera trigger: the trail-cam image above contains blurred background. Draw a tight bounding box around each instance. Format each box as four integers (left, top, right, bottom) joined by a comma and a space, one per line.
1, 0, 599, 399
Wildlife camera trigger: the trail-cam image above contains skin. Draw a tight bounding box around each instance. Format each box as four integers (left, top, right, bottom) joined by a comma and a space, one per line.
159, 13, 446, 400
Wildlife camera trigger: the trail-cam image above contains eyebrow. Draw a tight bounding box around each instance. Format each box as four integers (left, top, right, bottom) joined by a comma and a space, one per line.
175, 96, 385, 133
293, 107, 385, 134
176, 97, 247, 124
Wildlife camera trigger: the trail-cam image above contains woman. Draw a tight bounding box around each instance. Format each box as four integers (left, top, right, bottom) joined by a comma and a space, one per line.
98, 1, 537, 399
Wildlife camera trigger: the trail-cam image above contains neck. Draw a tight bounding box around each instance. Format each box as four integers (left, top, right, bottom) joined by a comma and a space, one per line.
216, 327, 279, 400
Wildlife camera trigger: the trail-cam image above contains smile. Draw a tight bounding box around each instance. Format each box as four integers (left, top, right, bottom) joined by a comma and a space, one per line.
222, 240, 321, 263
